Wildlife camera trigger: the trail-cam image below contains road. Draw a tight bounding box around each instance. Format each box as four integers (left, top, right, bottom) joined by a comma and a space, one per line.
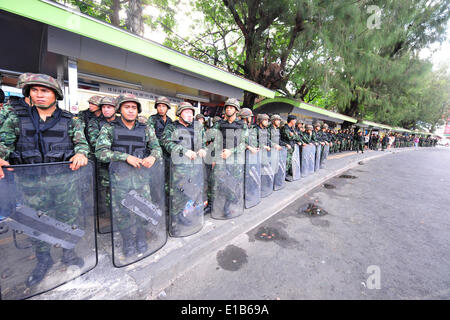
159, 148, 450, 300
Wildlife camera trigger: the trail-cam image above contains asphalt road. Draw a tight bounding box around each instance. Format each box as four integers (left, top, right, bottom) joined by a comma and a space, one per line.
160, 148, 450, 300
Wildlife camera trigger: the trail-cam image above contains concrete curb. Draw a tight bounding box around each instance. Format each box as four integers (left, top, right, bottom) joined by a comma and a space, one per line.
32, 148, 415, 300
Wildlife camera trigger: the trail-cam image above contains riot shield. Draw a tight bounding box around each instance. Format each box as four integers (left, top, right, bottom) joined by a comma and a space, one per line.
96, 162, 112, 234
320, 144, 330, 169
0, 161, 97, 300
211, 159, 245, 220
109, 160, 167, 268
314, 144, 322, 172
244, 150, 261, 209
308, 145, 316, 175
169, 158, 205, 237
260, 149, 275, 198
273, 147, 287, 191
291, 145, 301, 181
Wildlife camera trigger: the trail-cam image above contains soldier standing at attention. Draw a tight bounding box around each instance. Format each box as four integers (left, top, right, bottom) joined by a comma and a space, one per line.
280, 115, 298, 181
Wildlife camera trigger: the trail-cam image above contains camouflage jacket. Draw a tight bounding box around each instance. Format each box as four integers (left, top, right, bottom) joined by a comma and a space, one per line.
95, 119, 162, 163
160, 120, 206, 156
207, 118, 247, 155
280, 124, 300, 146
87, 115, 118, 147
0, 107, 90, 160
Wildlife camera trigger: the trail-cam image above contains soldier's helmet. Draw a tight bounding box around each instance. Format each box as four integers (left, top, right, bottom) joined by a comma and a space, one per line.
313, 121, 321, 128
306, 124, 314, 130
224, 98, 241, 111
322, 123, 329, 129
239, 108, 253, 118
116, 93, 142, 113
155, 96, 171, 109
270, 114, 282, 122
257, 113, 270, 122
176, 101, 196, 117
195, 113, 205, 120
21, 73, 64, 100
99, 96, 118, 111
88, 95, 103, 106
16, 72, 34, 89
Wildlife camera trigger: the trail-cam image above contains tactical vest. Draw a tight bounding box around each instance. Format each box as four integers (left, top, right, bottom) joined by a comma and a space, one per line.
218, 119, 244, 149
111, 119, 148, 158
269, 126, 280, 145
151, 114, 172, 139
10, 107, 75, 165
257, 126, 270, 147
172, 121, 195, 151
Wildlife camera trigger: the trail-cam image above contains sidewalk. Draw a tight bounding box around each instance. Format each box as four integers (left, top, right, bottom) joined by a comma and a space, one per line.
32, 147, 415, 300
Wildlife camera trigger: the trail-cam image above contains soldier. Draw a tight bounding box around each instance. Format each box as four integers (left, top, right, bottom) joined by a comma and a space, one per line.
87, 95, 118, 231
195, 113, 205, 126
0, 73, 32, 127
95, 93, 162, 257
208, 98, 247, 218
269, 114, 286, 150
356, 130, 365, 153
381, 133, 389, 150
280, 115, 298, 181
239, 108, 258, 153
147, 96, 173, 141
79, 95, 103, 136
0, 73, 90, 287
161, 102, 207, 236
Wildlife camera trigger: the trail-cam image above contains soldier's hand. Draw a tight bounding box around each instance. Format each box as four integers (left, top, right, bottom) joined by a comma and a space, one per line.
185, 150, 197, 160
142, 156, 156, 168
69, 154, 88, 171
275, 144, 282, 151
264, 146, 271, 152
0, 158, 13, 179
286, 145, 291, 150
197, 149, 207, 158
248, 146, 258, 154
289, 132, 294, 136
221, 149, 232, 159
126, 155, 142, 168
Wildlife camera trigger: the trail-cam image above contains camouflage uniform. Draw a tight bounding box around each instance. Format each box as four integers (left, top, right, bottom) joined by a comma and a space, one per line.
161, 102, 206, 235
280, 117, 301, 178
0, 73, 90, 287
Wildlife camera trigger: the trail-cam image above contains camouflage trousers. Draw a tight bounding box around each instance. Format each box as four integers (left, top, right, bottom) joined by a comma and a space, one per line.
20, 174, 81, 253
210, 162, 244, 204
286, 146, 294, 176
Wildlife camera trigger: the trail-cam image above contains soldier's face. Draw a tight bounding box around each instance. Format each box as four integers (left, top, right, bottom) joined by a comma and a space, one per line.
197, 118, 205, 124
156, 103, 168, 116
274, 119, 280, 127
29, 86, 56, 107
225, 106, 237, 117
102, 104, 116, 119
180, 109, 194, 124
120, 102, 138, 121
89, 103, 100, 113
261, 119, 269, 127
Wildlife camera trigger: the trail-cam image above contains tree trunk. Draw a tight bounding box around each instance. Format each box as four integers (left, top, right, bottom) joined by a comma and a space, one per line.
110, 0, 121, 27
127, 0, 144, 36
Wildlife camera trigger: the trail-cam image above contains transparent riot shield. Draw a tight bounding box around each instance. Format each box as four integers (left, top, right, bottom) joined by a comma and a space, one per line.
314, 144, 322, 172
109, 160, 167, 268
169, 158, 205, 238
211, 159, 245, 220
96, 162, 112, 234
0, 161, 97, 300
260, 149, 275, 198
273, 147, 287, 191
291, 145, 301, 180
300, 145, 309, 177
320, 144, 330, 169
244, 150, 261, 209
308, 145, 316, 175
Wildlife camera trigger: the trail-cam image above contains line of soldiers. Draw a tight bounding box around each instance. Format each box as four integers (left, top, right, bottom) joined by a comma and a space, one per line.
0, 72, 437, 293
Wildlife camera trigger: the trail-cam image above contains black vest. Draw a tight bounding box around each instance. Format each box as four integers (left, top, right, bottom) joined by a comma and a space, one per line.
172, 121, 195, 151
111, 119, 148, 158
10, 107, 75, 165
218, 119, 245, 149
151, 114, 173, 139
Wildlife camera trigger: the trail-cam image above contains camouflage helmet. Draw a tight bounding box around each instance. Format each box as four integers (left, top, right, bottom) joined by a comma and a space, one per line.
224, 98, 241, 111
270, 114, 282, 122
116, 93, 142, 113
176, 101, 196, 117
213, 116, 222, 123
239, 108, 253, 118
195, 113, 205, 120
322, 123, 329, 129
257, 113, 270, 122
88, 95, 103, 106
313, 121, 321, 128
155, 96, 171, 109
306, 124, 314, 130
16, 72, 34, 89
21, 73, 64, 100
99, 96, 118, 111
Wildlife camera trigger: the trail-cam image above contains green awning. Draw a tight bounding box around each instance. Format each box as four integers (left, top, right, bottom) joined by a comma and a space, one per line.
253, 97, 358, 123
0, 0, 275, 99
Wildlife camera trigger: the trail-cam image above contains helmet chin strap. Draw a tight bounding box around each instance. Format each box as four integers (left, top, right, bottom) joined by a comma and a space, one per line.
30, 97, 57, 110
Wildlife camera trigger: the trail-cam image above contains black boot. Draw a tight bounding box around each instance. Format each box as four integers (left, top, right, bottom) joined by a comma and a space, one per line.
62, 249, 85, 268
26, 251, 54, 287
135, 228, 148, 254
120, 228, 136, 257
